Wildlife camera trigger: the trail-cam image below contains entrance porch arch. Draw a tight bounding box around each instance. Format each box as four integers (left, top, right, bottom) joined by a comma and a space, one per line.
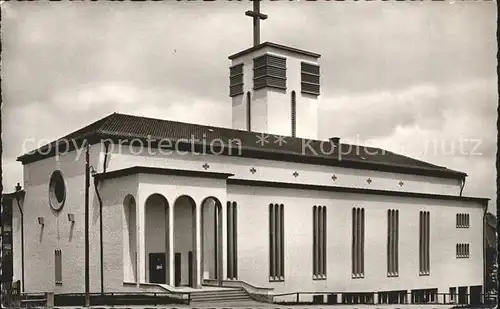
123, 195, 137, 282
144, 193, 169, 284
173, 195, 197, 287
201, 197, 223, 282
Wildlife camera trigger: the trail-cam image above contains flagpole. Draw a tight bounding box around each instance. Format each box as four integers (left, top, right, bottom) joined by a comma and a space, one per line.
84, 144, 90, 307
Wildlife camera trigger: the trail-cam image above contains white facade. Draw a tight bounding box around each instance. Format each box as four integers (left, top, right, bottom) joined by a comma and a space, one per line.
11, 42, 487, 303
14, 140, 486, 299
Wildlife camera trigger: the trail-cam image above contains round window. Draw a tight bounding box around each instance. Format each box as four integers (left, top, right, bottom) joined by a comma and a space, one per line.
49, 170, 66, 211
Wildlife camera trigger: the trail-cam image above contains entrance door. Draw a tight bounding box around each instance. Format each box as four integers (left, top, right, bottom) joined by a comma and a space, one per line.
148, 253, 166, 284
188, 251, 193, 287
458, 287, 468, 304
174, 253, 181, 287
469, 286, 482, 305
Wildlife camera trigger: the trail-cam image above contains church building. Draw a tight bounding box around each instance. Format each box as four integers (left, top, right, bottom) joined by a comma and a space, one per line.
6, 2, 489, 305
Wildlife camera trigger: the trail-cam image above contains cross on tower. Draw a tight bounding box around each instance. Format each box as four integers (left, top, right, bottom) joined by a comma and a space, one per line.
245, 0, 268, 46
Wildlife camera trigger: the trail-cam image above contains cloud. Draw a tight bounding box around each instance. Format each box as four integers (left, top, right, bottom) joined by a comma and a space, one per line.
320, 78, 497, 209
320, 78, 496, 143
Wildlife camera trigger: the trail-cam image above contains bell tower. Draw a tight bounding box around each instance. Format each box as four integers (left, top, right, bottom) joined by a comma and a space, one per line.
228, 0, 321, 140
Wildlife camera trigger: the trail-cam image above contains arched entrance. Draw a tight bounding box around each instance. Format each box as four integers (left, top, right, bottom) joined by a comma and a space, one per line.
201, 197, 223, 282
173, 195, 197, 287
145, 193, 169, 284
123, 195, 137, 282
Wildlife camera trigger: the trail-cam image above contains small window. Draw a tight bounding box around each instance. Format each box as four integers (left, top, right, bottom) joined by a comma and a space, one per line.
246, 92, 252, 131
49, 170, 66, 212
253, 54, 287, 90
456, 213, 470, 228
229, 64, 244, 97
313, 295, 324, 304
456, 243, 470, 258
55, 249, 62, 284
301, 62, 320, 95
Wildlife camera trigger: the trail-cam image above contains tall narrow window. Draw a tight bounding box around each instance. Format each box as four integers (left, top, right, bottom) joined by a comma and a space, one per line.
246, 92, 251, 131
55, 249, 62, 285
291, 91, 296, 137
227, 201, 238, 279
269, 203, 285, 281
387, 209, 399, 277
419, 211, 430, 275
352, 207, 365, 278
313, 206, 327, 279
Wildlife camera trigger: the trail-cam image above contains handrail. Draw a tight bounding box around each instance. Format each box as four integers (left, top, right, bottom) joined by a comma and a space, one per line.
230, 280, 274, 291
51, 291, 190, 306
136, 282, 191, 296
273, 291, 495, 306
203, 279, 274, 292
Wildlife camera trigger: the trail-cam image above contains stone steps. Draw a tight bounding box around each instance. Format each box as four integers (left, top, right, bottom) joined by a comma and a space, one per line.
189, 288, 251, 303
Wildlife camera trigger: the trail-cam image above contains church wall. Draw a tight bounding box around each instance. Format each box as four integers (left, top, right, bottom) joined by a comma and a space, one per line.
227, 184, 484, 295
295, 92, 319, 140
231, 95, 246, 131
231, 47, 263, 132
231, 46, 319, 139
174, 198, 194, 286
105, 146, 462, 197
144, 195, 168, 283
265, 47, 319, 140
265, 89, 319, 139
251, 89, 270, 134
202, 203, 216, 279
265, 89, 291, 137
8, 197, 23, 284
20, 144, 102, 293
97, 174, 139, 291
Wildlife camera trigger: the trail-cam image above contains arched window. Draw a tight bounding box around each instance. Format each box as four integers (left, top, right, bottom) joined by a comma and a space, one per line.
291, 91, 296, 137
246, 92, 251, 131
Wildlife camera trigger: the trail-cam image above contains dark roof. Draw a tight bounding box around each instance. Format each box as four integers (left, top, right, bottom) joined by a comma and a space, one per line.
228, 42, 321, 60
17, 112, 467, 179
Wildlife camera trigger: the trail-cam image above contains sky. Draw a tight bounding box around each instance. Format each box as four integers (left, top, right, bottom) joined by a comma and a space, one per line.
1, 1, 497, 213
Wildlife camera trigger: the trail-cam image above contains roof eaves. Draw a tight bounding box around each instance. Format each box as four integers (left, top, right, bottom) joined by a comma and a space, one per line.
94, 166, 235, 181
228, 41, 321, 60
16, 112, 117, 163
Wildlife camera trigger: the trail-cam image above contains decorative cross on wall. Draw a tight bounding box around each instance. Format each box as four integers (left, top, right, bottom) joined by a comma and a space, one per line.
250, 167, 257, 174
245, 0, 268, 46
366, 178, 372, 184
293, 171, 299, 178
202, 163, 210, 170
331, 174, 337, 181
399, 181, 404, 187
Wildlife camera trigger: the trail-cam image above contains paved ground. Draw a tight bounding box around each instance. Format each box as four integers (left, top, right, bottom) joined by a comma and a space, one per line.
31, 304, 459, 309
